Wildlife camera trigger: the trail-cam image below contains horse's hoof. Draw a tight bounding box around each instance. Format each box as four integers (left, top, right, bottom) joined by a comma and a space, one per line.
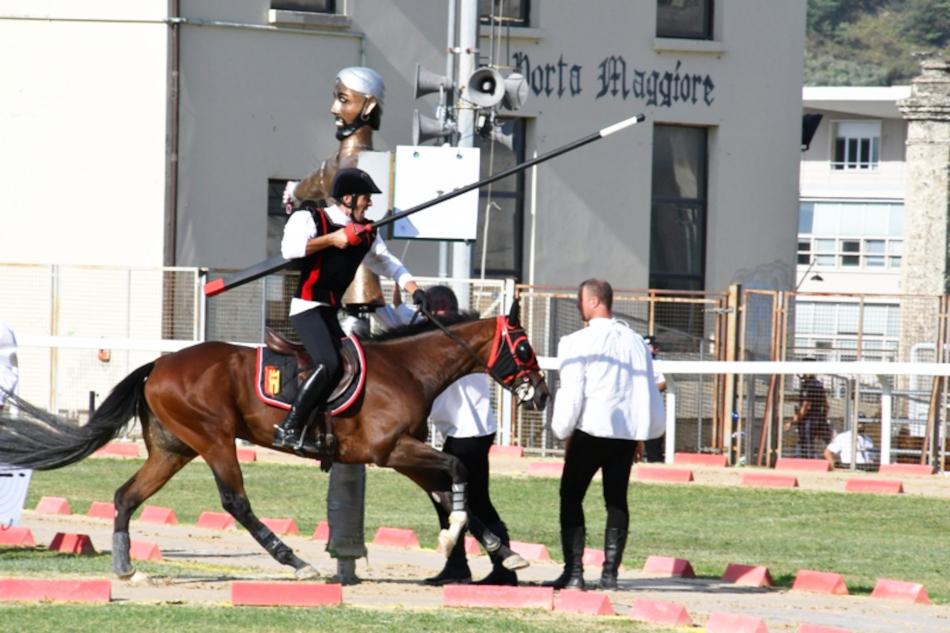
125, 570, 151, 584
502, 553, 529, 571
295, 565, 319, 580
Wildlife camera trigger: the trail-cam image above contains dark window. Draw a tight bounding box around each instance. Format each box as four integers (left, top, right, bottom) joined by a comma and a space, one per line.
479, 0, 530, 27
266, 179, 292, 259
656, 0, 713, 39
649, 124, 708, 292
472, 118, 526, 280
272, 0, 335, 13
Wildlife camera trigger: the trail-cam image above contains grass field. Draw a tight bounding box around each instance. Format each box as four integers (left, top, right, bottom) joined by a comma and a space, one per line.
14, 458, 950, 603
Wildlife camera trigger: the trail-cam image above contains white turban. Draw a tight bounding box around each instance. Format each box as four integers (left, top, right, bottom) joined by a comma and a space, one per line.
336, 67, 385, 106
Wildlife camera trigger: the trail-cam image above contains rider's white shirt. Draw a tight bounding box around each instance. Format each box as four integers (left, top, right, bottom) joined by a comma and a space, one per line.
550, 317, 665, 441
375, 304, 497, 439
281, 205, 414, 316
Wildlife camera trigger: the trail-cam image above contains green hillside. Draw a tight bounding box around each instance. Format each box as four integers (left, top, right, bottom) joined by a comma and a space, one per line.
806, 0, 950, 85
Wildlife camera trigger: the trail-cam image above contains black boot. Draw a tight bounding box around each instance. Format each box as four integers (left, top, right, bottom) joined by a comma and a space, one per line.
598, 527, 627, 589
424, 535, 471, 586
475, 521, 518, 586
273, 365, 329, 453
543, 526, 585, 590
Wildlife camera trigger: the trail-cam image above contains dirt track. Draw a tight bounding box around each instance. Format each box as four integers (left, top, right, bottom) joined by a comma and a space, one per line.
8, 450, 950, 633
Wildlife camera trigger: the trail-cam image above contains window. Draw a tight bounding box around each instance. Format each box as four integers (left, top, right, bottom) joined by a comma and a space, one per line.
272, 0, 335, 12
832, 121, 880, 170
479, 0, 530, 27
472, 118, 526, 280
650, 125, 708, 291
794, 301, 901, 361
656, 0, 713, 39
797, 201, 903, 270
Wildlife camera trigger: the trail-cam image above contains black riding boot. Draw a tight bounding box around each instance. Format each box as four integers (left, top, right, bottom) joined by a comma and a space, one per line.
424, 534, 472, 586
543, 526, 585, 590
598, 527, 627, 589
475, 521, 518, 586
273, 365, 329, 453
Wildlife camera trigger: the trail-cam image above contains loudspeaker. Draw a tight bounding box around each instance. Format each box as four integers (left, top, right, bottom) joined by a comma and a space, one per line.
501, 72, 529, 111
412, 109, 454, 145
414, 63, 452, 100
465, 67, 505, 107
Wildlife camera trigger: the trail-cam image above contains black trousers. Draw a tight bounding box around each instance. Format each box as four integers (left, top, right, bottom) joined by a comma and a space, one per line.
442, 433, 503, 529
290, 306, 344, 382
560, 430, 636, 531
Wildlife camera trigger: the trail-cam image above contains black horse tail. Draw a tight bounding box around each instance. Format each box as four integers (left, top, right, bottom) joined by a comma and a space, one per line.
0, 361, 155, 471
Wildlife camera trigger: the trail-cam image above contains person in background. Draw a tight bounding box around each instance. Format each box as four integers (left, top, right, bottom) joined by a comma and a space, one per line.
641, 335, 667, 463
784, 364, 831, 460
824, 422, 875, 470
545, 279, 665, 591
376, 285, 519, 586
0, 322, 18, 412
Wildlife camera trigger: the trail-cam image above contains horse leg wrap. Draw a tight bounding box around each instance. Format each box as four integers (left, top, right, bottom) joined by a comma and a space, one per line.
112, 531, 134, 577
439, 509, 468, 557
451, 483, 466, 513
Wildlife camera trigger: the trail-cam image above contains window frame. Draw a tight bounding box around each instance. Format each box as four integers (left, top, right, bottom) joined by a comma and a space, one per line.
479, 0, 530, 27
831, 120, 881, 171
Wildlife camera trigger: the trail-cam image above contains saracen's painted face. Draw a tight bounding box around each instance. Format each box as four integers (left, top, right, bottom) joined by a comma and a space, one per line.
330, 80, 369, 129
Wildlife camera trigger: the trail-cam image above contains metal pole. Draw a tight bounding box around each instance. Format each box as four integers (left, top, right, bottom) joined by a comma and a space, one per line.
452, 0, 477, 300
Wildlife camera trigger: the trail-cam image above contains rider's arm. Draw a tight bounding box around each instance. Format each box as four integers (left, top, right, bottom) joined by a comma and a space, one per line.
281, 210, 348, 259
550, 335, 585, 441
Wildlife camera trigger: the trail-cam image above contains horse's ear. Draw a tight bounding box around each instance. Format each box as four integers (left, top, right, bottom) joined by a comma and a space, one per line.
507, 298, 521, 326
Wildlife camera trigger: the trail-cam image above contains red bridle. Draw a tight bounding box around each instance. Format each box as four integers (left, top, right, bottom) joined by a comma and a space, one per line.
486, 316, 541, 388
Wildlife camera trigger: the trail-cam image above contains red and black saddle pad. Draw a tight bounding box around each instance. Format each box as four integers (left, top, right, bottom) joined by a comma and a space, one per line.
254, 335, 366, 416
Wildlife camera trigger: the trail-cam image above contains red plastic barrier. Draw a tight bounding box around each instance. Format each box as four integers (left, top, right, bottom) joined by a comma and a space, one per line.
642, 555, 695, 578
0, 526, 35, 547
775, 457, 831, 472
636, 467, 694, 483
0, 578, 110, 603
236, 448, 258, 462
741, 473, 799, 489
49, 533, 96, 556
129, 540, 162, 562
878, 463, 934, 477
231, 581, 342, 607
372, 526, 420, 548
443, 584, 554, 610
554, 589, 614, 616
139, 505, 178, 525
312, 520, 330, 541
196, 511, 236, 530
792, 569, 848, 595
36, 496, 72, 515
797, 624, 852, 633
722, 563, 774, 587
489, 445, 524, 458
509, 540, 551, 562
628, 598, 693, 627
582, 548, 605, 567
86, 501, 115, 520
844, 479, 903, 494
870, 578, 931, 605
260, 517, 299, 535
674, 452, 727, 467
707, 612, 769, 633
527, 462, 563, 477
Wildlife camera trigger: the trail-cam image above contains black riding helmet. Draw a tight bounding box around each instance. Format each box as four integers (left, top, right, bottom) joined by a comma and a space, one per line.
331, 168, 382, 199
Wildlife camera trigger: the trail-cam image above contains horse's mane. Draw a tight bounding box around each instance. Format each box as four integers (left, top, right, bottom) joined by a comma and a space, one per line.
368, 310, 482, 342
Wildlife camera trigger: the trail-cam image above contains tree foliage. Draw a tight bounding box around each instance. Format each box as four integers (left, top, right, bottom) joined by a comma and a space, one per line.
806, 0, 950, 85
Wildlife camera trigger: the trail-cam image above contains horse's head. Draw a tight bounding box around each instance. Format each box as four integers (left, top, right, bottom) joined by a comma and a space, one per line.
486, 300, 549, 411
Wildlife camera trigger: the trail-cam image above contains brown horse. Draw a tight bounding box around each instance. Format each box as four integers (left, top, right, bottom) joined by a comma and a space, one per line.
0, 302, 549, 580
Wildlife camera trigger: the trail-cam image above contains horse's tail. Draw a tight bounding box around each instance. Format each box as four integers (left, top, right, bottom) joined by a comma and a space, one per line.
0, 361, 155, 470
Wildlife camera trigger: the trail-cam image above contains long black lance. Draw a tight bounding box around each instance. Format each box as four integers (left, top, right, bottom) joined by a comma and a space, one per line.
204, 113, 646, 297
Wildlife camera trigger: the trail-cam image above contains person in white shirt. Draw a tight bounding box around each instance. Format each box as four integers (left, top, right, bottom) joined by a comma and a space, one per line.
274, 168, 422, 454
375, 285, 518, 586
544, 279, 665, 591
824, 424, 875, 469
0, 322, 18, 410
641, 335, 667, 463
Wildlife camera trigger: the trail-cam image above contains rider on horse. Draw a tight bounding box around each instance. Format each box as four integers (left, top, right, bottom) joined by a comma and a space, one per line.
274, 167, 423, 454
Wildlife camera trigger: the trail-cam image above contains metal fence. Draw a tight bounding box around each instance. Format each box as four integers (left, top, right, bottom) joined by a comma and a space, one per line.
2, 263, 947, 471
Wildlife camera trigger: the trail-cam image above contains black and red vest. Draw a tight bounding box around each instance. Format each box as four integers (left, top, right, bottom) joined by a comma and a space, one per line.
294, 208, 375, 307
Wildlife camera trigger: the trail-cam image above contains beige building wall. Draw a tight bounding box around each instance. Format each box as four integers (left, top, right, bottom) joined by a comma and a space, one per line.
2, 0, 807, 293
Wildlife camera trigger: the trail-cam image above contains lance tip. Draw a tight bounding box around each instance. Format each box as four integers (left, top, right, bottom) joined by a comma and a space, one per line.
599, 114, 647, 138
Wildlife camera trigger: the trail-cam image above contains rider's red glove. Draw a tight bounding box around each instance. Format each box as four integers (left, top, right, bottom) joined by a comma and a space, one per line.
344, 223, 372, 246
